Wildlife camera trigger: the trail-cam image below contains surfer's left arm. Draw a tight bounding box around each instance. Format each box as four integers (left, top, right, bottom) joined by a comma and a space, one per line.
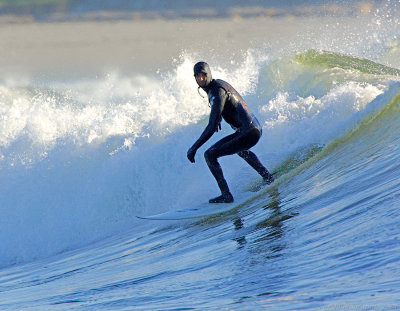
187, 89, 226, 163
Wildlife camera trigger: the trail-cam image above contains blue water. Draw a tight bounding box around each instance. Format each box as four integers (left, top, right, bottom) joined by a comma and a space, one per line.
1, 3, 400, 310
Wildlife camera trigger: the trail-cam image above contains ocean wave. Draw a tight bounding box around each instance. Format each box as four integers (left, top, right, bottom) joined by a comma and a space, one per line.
0, 48, 399, 268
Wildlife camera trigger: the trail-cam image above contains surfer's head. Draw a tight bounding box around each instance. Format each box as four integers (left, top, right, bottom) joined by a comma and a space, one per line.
194, 61, 212, 89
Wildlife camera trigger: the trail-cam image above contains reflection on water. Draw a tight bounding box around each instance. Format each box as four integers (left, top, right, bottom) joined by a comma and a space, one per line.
232, 188, 298, 259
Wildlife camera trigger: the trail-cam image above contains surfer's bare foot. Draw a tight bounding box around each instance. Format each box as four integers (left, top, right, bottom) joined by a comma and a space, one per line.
209, 193, 234, 203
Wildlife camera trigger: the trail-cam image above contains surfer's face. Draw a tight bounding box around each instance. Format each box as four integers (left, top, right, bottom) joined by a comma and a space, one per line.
195, 72, 207, 88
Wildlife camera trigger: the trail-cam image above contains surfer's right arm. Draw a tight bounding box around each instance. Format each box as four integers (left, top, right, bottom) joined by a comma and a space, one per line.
187, 88, 226, 163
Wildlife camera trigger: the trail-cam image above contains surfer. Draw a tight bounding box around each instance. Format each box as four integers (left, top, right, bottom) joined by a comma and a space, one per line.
187, 61, 274, 203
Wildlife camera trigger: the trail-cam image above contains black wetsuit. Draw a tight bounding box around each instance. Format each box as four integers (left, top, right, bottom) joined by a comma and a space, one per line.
188, 62, 273, 203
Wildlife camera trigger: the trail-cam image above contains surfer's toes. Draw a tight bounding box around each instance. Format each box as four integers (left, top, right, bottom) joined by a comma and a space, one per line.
209, 193, 234, 204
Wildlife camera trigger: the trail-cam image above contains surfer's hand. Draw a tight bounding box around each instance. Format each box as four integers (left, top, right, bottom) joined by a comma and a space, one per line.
187, 147, 196, 163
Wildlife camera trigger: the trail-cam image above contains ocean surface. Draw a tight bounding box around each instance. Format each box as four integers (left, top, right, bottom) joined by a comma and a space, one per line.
1, 3, 400, 310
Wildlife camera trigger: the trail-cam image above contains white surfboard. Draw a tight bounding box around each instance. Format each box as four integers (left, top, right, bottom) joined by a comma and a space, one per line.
136, 201, 237, 220
136, 174, 280, 220
136, 188, 267, 221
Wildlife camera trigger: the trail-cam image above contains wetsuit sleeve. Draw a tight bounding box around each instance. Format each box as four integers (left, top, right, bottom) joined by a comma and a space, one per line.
191, 88, 226, 151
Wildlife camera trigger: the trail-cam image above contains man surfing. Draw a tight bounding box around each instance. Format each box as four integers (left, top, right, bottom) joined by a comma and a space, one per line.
187, 61, 274, 203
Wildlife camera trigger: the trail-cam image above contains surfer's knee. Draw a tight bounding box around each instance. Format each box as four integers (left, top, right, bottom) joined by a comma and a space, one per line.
204, 148, 217, 165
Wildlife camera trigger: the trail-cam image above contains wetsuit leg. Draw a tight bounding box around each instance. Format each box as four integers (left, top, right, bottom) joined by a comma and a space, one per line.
204, 128, 267, 202
204, 133, 238, 202
205, 128, 261, 159
237, 150, 274, 184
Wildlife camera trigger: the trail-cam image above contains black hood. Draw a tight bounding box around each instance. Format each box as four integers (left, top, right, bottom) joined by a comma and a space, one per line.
193, 61, 213, 89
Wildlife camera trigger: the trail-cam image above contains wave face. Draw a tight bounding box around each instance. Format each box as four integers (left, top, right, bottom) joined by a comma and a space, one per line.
1, 5, 400, 310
